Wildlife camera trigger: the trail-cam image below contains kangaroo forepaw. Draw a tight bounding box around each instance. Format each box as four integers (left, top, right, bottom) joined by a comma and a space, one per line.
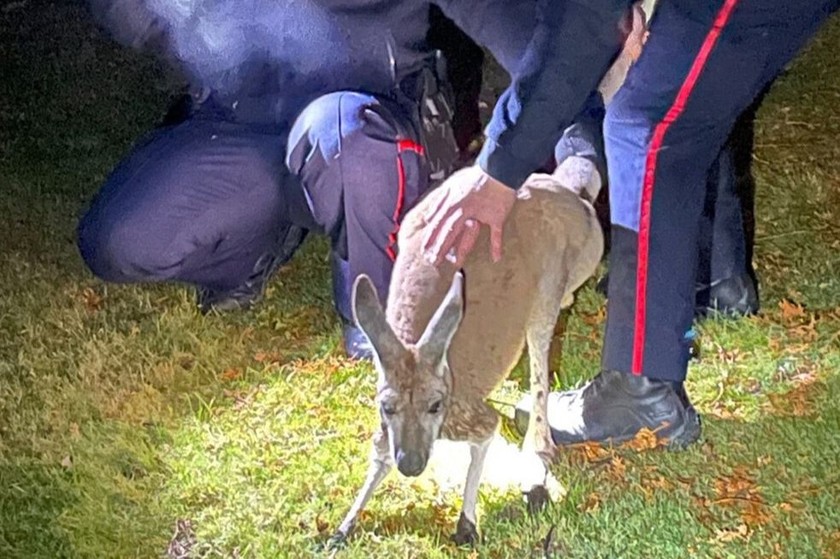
525, 484, 551, 515
450, 513, 480, 547
325, 531, 349, 550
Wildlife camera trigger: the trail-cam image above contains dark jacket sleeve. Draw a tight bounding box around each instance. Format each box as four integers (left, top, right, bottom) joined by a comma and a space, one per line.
436, 0, 631, 189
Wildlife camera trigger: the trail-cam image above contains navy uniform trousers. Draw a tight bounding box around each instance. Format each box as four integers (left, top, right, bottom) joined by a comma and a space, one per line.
602, 0, 839, 381
77, 91, 432, 321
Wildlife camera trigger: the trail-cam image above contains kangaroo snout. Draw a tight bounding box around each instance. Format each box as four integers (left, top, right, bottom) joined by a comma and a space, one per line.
395, 449, 427, 477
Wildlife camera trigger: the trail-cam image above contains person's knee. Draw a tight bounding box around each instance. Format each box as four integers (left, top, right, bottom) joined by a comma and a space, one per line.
604, 88, 655, 147
77, 205, 178, 283
287, 91, 404, 175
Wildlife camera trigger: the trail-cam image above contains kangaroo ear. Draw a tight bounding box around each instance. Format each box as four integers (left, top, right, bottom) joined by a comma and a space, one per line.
417, 270, 465, 367
352, 274, 402, 364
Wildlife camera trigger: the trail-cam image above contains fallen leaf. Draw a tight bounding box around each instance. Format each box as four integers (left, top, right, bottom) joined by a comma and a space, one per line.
315, 515, 330, 534
622, 427, 667, 452
254, 351, 284, 365
647, 475, 675, 491
706, 466, 774, 530
80, 287, 103, 311
580, 492, 601, 513
637, 472, 678, 501
714, 346, 742, 364
714, 466, 759, 502
580, 307, 607, 326
569, 441, 612, 464
766, 374, 823, 417
713, 523, 750, 543
221, 368, 242, 382
790, 316, 818, 342
824, 530, 840, 559
692, 495, 716, 527
607, 456, 627, 481
60, 455, 73, 469
741, 500, 773, 528
779, 299, 806, 321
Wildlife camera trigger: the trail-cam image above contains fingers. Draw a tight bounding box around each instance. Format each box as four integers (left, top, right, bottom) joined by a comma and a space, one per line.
421, 199, 457, 256
424, 207, 466, 266
422, 188, 450, 224
453, 219, 479, 265
490, 223, 504, 263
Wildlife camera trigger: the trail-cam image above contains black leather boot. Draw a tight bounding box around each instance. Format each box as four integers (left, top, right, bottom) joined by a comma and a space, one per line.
696, 271, 760, 317
196, 224, 308, 314
514, 369, 701, 449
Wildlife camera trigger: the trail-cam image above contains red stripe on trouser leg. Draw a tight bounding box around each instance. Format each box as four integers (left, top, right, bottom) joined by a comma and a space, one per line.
632, 0, 740, 375
386, 139, 426, 261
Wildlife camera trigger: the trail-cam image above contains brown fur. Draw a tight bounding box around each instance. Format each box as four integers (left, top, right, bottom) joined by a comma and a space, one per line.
387, 175, 603, 407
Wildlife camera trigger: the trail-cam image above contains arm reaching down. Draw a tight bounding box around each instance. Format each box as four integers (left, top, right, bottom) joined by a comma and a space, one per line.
424, 0, 633, 266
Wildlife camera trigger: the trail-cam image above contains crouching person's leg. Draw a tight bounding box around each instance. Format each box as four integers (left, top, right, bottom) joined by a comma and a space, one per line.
77, 118, 309, 312
287, 92, 436, 360
695, 88, 768, 318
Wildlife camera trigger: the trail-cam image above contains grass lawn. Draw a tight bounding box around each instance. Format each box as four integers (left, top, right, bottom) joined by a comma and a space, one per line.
2, 2, 839, 558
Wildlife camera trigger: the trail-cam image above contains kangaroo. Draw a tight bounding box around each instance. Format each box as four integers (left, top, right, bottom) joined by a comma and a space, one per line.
329, 159, 604, 547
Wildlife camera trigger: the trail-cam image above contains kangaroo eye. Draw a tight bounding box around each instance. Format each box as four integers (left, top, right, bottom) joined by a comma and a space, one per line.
381, 403, 396, 416
428, 400, 443, 414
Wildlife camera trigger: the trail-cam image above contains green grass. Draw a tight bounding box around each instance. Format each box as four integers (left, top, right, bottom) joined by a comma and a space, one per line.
1, 2, 839, 557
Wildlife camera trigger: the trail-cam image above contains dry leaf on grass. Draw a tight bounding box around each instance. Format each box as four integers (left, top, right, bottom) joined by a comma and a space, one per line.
568, 441, 613, 464
607, 456, 627, 481
824, 530, 840, 559
315, 515, 330, 535
622, 426, 667, 451
741, 500, 774, 528
713, 523, 750, 543
220, 368, 242, 382
580, 492, 602, 513
766, 374, 823, 417
80, 287, 103, 311
714, 466, 758, 502
791, 317, 819, 342
705, 467, 774, 529
779, 299, 806, 321
714, 346, 742, 365
580, 307, 607, 326
254, 351, 284, 365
